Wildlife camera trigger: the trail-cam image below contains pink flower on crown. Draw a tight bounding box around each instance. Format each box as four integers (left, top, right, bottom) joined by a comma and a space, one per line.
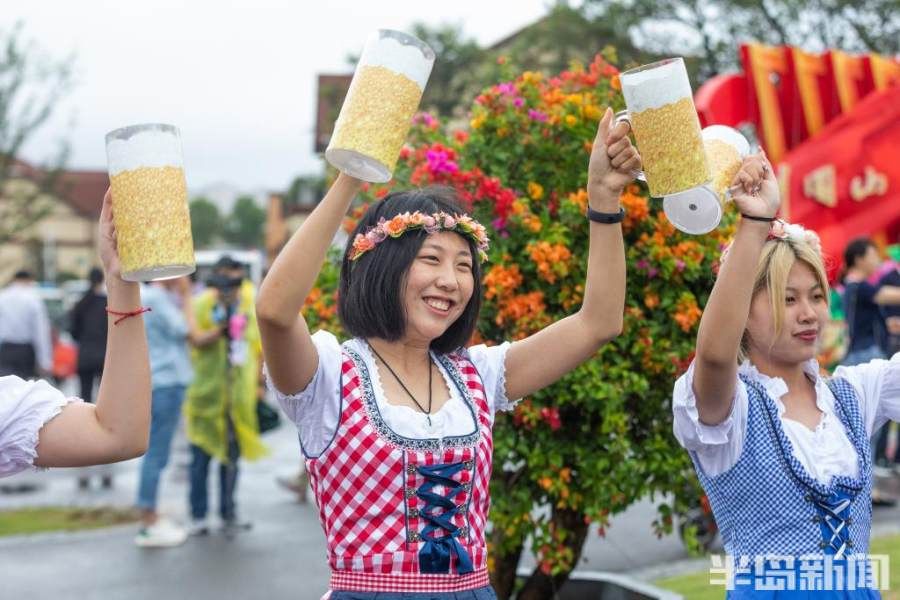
442, 214, 457, 229
408, 211, 426, 226
366, 227, 386, 244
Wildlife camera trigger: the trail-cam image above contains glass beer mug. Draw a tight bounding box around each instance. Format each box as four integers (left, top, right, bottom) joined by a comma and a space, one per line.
663, 125, 751, 234
325, 29, 435, 183
616, 57, 710, 199
106, 123, 196, 281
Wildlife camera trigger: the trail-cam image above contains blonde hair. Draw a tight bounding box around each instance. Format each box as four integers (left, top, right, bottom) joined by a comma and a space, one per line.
739, 236, 830, 361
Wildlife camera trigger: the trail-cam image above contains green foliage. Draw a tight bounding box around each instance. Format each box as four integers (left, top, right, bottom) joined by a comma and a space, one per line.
584, 0, 900, 79
189, 197, 222, 248
0, 21, 74, 245
223, 196, 265, 248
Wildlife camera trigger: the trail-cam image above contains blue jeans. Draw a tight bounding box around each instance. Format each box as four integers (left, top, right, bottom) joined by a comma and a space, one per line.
189, 419, 240, 521
136, 385, 186, 511
329, 587, 497, 600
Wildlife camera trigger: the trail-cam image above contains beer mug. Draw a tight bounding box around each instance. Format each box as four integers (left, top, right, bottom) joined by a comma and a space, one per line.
106, 123, 196, 281
326, 29, 435, 183
616, 57, 710, 199
663, 125, 751, 234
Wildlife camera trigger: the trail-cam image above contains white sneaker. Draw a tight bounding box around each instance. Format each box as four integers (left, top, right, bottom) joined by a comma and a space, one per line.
134, 518, 188, 548
188, 518, 210, 536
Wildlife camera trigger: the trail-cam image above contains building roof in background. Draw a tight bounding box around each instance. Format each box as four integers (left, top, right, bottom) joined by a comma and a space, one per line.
6, 159, 108, 219
55, 170, 109, 219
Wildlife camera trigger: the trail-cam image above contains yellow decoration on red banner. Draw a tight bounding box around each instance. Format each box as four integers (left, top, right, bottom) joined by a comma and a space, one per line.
831, 50, 868, 114
803, 164, 837, 207
870, 54, 900, 91
791, 48, 829, 137
850, 166, 889, 202
747, 44, 788, 162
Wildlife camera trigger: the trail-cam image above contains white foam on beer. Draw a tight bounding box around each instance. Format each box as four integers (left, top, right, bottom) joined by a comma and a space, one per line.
621, 59, 694, 112
358, 32, 434, 90
107, 128, 183, 175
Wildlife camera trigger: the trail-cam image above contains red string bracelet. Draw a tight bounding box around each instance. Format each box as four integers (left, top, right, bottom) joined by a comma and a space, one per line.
105, 306, 152, 325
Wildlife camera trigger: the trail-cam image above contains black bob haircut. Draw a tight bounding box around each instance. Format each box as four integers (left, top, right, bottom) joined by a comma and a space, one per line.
843, 237, 874, 270
338, 186, 483, 354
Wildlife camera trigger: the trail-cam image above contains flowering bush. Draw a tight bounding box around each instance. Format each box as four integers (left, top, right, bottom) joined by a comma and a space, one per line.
303, 50, 735, 598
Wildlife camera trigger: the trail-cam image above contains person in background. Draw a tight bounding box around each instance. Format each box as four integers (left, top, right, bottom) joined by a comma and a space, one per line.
0, 270, 52, 380
842, 238, 900, 485
70, 267, 108, 402
70, 266, 114, 489
841, 238, 900, 366
183, 256, 266, 537
134, 276, 195, 548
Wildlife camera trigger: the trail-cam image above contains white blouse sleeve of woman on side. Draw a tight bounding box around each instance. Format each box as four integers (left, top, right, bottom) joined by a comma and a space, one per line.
671, 361, 749, 476
833, 352, 900, 438
264, 330, 344, 457
0, 376, 80, 478
464, 341, 518, 417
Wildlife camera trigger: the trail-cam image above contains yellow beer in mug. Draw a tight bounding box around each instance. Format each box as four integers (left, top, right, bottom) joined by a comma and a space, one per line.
326, 30, 435, 183
106, 124, 195, 281
619, 57, 709, 198
662, 125, 751, 234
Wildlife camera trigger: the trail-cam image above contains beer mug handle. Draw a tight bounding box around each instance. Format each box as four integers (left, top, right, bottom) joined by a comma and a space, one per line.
613, 111, 646, 183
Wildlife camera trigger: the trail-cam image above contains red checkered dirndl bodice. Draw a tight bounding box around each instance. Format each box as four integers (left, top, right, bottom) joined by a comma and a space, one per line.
306, 345, 494, 593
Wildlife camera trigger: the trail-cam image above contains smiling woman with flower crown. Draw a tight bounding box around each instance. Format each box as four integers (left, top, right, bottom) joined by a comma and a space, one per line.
674, 152, 900, 598
256, 108, 639, 599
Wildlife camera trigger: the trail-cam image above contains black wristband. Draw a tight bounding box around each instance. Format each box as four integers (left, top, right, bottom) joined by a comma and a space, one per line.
741, 213, 776, 222
586, 206, 625, 224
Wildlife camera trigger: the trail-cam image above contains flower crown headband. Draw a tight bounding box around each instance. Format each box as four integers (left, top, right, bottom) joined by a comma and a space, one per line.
350, 211, 490, 263
718, 219, 822, 268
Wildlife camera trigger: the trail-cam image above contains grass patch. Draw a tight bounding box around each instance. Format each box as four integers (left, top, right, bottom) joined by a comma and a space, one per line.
0, 506, 139, 537
654, 534, 900, 599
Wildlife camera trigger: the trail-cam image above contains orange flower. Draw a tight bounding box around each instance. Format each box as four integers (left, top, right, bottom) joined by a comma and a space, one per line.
528, 242, 572, 284
484, 264, 523, 300
496, 291, 549, 336
644, 292, 660, 309
567, 189, 588, 212
523, 214, 542, 232
674, 294, 702, 332
383, 216, 406, 237
583, 104, 602, 121
619, 189, 649, 229
527, 181, 544, 200
610, 74, 621, 91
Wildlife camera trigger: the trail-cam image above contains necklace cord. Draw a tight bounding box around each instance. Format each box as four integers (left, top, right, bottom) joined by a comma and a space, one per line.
369, 344, 434, 420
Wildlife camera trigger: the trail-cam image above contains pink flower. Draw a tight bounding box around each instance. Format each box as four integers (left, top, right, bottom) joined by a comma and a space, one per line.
675, 259, 686, 272
369, 222, 387, 243
442, 214, 457, 229
513, 97, 525, 108
528, 109, 548, 122
495, 82, 516, 96
425, 149, 459, 175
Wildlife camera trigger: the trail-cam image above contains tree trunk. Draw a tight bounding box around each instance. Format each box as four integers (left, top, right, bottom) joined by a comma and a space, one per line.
516, 508, 591, 600
490, 528, 524, 600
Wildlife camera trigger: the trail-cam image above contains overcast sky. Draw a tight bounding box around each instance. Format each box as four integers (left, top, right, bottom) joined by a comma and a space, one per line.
6, 1, 553, 193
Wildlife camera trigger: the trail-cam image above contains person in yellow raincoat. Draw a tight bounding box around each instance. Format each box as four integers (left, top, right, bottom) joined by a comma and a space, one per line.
184, 256, 267, 536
